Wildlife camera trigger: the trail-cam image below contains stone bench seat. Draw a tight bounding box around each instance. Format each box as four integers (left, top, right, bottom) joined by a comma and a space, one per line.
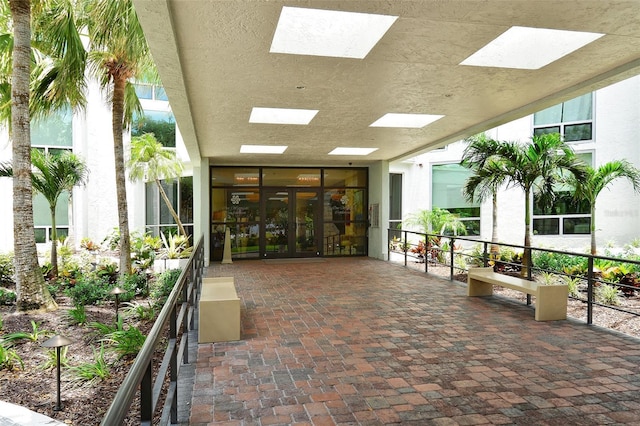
198, 277, 240, 343
467, 266, 568, 321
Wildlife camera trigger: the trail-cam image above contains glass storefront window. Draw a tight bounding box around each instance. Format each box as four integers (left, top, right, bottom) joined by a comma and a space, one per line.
211, 188, 260, 223
324, 168, 367, 187
212, 168, 260, 187
323, 189, 365, 222
262, 168, 321, 187
211, 166, 368, 260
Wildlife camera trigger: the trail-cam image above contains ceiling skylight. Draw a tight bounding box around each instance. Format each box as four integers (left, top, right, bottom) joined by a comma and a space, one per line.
328, 147, 378, 156
270, 6, 398, 59
460, 26, 604, 70
249, 107, 318, 125
370, 113, 445, 128
240, 145, 288, 154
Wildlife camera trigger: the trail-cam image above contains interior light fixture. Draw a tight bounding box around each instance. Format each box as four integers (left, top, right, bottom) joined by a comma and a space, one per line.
369, 113, 444, 128
240, 145, 288, 154
249, 107, 318, 125
270, 6, 398, 59
329, 147, 378, 156
460, 26, 604, 70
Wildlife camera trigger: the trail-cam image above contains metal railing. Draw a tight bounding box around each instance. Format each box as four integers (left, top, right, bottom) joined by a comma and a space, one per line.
388, 229, 640, 328
101, 236, 205, 425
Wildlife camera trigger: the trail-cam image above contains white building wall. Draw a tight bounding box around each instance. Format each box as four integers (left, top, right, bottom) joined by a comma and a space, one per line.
391, 75, 640, 253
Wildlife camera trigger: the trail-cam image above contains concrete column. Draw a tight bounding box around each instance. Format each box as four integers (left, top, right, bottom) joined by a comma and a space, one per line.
368, 161, 390, 260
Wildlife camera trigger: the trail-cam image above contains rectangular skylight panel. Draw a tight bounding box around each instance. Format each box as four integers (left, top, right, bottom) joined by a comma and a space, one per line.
249, 107, 318, 125
270, 6, 398, 59
460, 26, 604, 70
240, 145, 288, 154
328, 147, 378, 156
370, 113, 444, 128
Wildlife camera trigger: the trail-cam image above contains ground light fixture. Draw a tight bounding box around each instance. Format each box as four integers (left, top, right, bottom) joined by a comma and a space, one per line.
110, 286, 125, 324
42, 335, 73, 411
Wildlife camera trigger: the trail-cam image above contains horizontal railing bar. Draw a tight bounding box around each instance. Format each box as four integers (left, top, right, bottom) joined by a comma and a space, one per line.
160, 382, 178, 424
152, 338, 177, 412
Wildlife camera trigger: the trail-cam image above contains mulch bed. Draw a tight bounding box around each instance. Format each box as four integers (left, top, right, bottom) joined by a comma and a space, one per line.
0, 296, 162, 425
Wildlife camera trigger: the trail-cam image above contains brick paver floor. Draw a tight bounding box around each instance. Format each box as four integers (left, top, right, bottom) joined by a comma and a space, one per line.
190, 258, 640, 425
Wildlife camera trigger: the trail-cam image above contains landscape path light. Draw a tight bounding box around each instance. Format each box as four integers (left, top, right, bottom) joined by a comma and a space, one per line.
42, 334, 73, 411
110, 286, 125, 324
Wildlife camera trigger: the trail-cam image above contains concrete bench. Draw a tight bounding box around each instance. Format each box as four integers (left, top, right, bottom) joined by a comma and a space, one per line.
198, 277, 240, 343
467, 266, 568, 321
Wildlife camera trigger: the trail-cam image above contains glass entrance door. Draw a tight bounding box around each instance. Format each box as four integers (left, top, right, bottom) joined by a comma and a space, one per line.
263, 189, 320, 257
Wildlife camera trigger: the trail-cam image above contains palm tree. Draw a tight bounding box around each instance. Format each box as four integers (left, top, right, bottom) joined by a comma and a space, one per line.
6, 0, 57, 311
85, 0, 154, 277
488, 133, 588, 275
128, 133, 187, 238
404, 207, 467, 250
32, 150, 89, 275
461, 134, 508, 258
0, 150, 89, 276
571, 160, 640, 255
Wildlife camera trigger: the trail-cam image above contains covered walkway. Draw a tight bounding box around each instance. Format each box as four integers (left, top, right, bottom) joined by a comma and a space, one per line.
191, 258, 640, 425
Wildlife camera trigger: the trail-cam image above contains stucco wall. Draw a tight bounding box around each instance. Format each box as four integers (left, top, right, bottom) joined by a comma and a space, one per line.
390, 75, 640, 254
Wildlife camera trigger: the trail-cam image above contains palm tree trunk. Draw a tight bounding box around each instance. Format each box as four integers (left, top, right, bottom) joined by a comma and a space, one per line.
112, 75, 132, 277
50, 206, 58, 277
155, 179, 187, 238
590, 203, 597, 255
522, 188, 532, 278
9, 0, 56, 311
490, 192, 499, 258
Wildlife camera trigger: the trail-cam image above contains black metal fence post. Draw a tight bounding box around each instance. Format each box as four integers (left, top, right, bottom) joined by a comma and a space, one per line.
526, 247, 533, 306
449, 238, 455, 280
483, 241, 489, 267
587, 256, 594, 325
403, 230, 408, 267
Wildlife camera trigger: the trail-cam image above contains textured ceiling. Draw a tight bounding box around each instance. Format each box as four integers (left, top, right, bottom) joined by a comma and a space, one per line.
132, 0, 640, 166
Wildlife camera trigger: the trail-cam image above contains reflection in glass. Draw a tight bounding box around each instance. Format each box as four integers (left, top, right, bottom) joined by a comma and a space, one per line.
211, 188, 260, 223
265, 190, 289, 253
263, 168, 321, 187
229, 223, 260, 258
295, 192, 318, 255
212, 168, 260, 187
324, 168, 366, 187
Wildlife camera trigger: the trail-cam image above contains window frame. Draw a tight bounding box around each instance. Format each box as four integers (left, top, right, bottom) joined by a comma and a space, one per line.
430, 162, 481, 237
532, 151, 593, 236
533, 92, 594, 144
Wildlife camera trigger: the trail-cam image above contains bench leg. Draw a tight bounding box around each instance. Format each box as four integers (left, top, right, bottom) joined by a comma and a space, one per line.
467, 277, 493, 297
535, 285, 568, 321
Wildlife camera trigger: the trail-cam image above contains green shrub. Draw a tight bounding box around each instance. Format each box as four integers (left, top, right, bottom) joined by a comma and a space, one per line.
0, 288, 16, 305
65, 276, 111, 306
0, 253, 14, 286
0, 344, 23, 371
65, 305, 87, 326
103, 325, 146, 358
1, 321, 50, 346
95, 260, 119, 284
40, 346, 70, 370
595, 283, 622, 306
89, 317, 122, 336
563, 276, 582, 298
121, 301, 157, 321
532, 251, 588, 275
120, 273, 147, 299
69, 344, 110, 382
152, 268, 182, 307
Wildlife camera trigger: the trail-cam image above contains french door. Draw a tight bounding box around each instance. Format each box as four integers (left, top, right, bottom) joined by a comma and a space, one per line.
263, 189, 320, 257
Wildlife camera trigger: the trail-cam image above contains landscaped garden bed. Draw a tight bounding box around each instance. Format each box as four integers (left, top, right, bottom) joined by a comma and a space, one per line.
0, 234, 187, 425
